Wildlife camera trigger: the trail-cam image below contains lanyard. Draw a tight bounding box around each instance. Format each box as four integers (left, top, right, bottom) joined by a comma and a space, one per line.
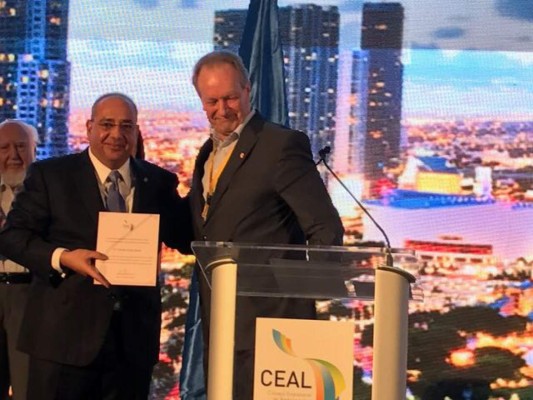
201, 146, 235, 220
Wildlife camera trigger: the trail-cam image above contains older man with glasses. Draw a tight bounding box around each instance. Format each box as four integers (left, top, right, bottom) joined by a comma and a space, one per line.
0, 119, 38, 400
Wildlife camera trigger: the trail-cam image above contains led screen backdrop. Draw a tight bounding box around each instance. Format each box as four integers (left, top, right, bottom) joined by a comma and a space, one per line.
1, 0, 532, 399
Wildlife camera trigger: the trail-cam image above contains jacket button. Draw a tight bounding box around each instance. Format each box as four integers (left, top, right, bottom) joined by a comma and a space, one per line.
202, 235, 207, 240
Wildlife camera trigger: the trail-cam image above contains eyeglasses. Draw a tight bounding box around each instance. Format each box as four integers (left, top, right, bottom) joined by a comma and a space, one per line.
94, 120, 136, 133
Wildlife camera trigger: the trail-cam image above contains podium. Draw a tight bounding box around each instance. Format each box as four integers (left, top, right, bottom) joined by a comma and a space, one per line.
192, 241, 420, 400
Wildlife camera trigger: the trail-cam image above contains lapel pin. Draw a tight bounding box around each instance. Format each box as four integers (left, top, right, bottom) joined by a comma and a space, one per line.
239, 152, 245, 159
143, 177, 148, 183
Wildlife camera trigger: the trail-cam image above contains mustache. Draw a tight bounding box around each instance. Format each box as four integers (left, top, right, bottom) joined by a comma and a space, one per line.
102, 137, 127, 145
213, 115, 237, 120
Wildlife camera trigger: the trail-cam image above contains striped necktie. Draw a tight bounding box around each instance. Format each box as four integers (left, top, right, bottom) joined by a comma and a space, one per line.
106, 170, 126, 212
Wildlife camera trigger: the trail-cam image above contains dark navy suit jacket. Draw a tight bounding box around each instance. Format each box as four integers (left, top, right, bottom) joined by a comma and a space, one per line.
0, 150, 191, 367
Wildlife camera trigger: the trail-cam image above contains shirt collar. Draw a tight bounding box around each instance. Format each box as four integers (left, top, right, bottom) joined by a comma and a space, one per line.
88, 148, 132, 188
210, 109, 256, 148
0, 178, 21, 194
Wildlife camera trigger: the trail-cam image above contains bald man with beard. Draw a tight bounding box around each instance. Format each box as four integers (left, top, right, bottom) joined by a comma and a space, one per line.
0, 119, 38, 400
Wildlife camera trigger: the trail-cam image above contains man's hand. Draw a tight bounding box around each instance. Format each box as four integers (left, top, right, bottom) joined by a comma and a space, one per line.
60, 249, 111, 288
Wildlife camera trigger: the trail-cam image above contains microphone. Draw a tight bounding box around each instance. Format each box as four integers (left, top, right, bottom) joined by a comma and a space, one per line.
316, 146, 394, 267
318, 146, 331, 160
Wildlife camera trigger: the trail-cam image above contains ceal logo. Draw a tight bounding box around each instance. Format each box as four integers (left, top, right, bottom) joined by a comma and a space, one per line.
261, 329, 347, 400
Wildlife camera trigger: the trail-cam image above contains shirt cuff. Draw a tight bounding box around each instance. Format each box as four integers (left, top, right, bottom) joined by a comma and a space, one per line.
51, 248, 68, 274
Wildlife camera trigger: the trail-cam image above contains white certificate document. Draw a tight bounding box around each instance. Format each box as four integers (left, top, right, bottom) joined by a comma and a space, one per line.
95, 212, 160, 286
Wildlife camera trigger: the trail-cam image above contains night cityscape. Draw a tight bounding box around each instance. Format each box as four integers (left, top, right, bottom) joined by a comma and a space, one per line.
0, 0, 71, 158
1, 0, 532, 399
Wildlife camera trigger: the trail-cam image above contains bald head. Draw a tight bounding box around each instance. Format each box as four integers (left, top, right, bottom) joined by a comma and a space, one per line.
86, 93, 139, 169
91, 93, 138, 120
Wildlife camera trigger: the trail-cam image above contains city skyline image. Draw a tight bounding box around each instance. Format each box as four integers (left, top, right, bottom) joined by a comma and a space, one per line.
1, 0, 532, 398
0, 0, 71, 158
67, 0, 533, 395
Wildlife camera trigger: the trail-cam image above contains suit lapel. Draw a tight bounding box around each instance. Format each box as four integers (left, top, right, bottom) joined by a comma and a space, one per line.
130, 158, 153, 213
191, 140, 211, 227
72, 151, 105, 225
204, 114, 263, 223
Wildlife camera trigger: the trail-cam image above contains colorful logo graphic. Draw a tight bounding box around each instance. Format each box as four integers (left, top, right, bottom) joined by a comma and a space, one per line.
272, 329, 346, 400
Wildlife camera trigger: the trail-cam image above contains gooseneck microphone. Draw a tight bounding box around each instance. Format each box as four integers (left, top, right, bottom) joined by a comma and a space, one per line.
316, 146, 394, 267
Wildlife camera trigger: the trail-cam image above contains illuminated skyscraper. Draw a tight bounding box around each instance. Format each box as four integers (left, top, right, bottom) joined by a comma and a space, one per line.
360, 2, 404, 183
214, 4, 339, 159
0, 0, 71, 158
346, 50, 369, 175
0, 1, 25, 122
213, 9, 245, 55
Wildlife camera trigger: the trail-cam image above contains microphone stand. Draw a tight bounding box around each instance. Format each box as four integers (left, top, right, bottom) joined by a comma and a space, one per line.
316, 146, 394, 267
318, 147, 415, 400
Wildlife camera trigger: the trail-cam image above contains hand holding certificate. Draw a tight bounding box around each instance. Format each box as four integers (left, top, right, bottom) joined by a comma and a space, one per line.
95, 212, 160, 286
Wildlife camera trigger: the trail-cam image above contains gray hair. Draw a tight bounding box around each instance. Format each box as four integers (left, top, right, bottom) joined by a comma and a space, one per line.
91, 92, 138, 119
192, 50, 250, 92
0, 119, 39, 148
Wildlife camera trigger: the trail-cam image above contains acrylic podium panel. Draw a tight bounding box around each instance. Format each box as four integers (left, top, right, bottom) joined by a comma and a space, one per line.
192, 241, 420, 400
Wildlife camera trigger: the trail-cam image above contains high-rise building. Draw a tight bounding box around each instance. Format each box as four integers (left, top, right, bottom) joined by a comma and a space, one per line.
214, 4, 339, 159
346, 50, 369, 175
0, 1, 26, 122
213, 9, 245, 55
360, 2, 404, 184
0, 0, 71, 159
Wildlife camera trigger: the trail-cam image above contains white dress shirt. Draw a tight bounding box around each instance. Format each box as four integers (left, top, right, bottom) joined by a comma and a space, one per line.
51, 150, 135, 271
0, 180, 28, 273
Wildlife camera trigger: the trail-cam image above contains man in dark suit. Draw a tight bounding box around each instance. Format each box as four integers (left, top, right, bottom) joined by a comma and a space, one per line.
0, 93, 191, 399
189, 51, 344, 399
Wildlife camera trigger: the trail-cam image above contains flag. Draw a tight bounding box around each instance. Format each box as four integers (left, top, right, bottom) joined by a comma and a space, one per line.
179, 1, 288, 398
239, 0, 289, 126
178, 269, 206, 399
